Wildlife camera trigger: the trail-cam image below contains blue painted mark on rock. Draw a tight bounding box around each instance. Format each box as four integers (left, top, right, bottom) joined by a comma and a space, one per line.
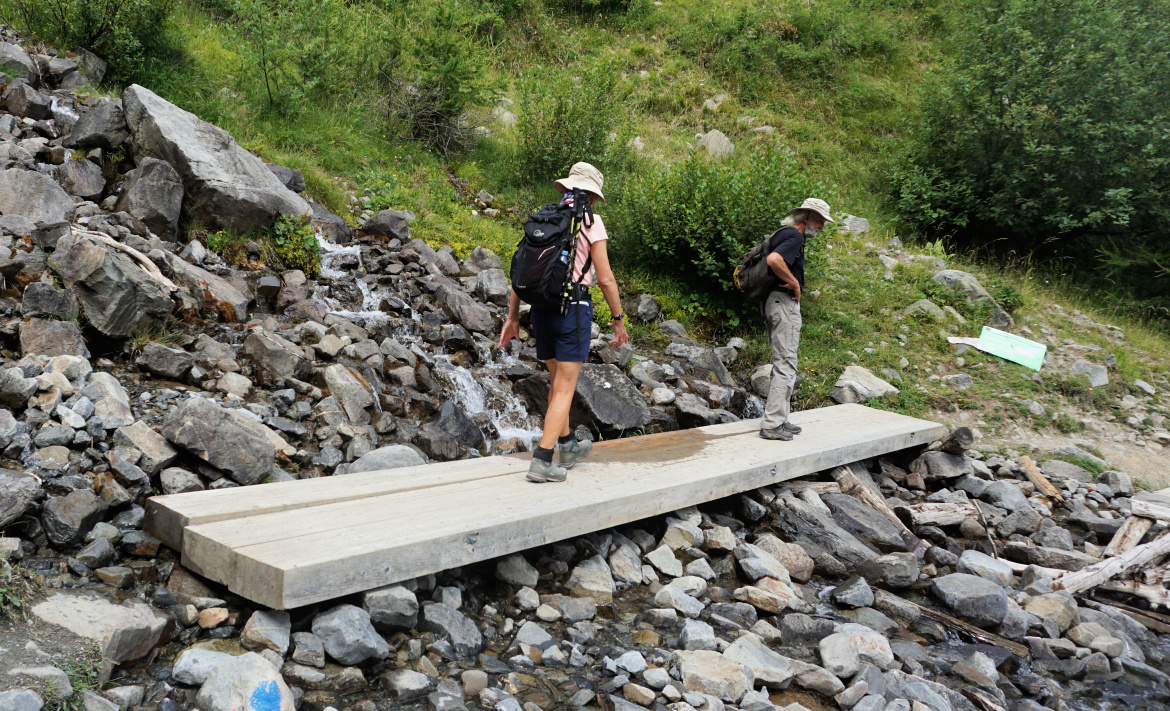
249, 680, 283, 711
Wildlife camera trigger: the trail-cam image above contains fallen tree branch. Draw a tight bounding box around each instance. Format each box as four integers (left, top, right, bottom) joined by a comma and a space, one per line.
895, 502, 976, 527
1103, 515, 1155, 558
907, 599, 1029, 658
1130, 499, 1170, 522
73, 227, 178, 292
1096, 579, 1170, 609
1056, 531, 1170, 594
1017, 455, 1063, 503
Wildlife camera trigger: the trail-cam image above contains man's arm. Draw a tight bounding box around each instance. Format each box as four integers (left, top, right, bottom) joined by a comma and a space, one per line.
766, 252, 801, 301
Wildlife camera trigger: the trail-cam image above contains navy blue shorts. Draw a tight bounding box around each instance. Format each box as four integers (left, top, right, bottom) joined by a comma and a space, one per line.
531, 301, 593, 362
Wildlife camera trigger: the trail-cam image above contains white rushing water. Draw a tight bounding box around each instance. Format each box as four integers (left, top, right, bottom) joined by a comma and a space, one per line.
315, 231, 542, 451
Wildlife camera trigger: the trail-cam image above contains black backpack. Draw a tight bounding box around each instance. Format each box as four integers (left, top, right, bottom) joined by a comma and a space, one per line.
734, 226, 796, 301
510, 188, 594, 312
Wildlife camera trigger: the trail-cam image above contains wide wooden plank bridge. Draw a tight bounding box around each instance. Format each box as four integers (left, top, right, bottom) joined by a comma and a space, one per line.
146, 403, 945, 609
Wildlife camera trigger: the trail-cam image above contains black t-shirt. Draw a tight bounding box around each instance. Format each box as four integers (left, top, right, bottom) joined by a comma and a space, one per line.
769, 226, 805, 291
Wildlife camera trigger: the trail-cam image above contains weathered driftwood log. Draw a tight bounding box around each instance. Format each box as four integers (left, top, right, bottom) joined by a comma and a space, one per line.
1018, 455, 1063, 502
1096, 580, 1170, 609
939, 426, 975, 454
1056, 531, 1170, 594
780, 481, 841, 496
1130, 499, 1170, 522
1103, 515, 1155, 558
895, 502, 976, 527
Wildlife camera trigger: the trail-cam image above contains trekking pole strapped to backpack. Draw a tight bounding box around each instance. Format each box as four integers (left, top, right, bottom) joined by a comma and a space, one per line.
510, 188, 595, 313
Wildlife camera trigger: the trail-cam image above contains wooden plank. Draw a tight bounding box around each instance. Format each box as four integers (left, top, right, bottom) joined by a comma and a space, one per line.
895, 502, 976, 527
145, 409, 845, 551
174, 404, 944, 608
1103, 515, 1155, 558
1017, 455, 1063, 502
1130, 499, 1170, 522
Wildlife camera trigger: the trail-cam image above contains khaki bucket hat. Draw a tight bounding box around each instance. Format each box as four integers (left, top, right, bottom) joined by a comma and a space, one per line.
792, 197, 835, 223
554, 162, 605, 202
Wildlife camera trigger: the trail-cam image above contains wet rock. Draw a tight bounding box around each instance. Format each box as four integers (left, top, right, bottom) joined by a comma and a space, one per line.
566, 554, 615, 603
135, 342, 194, 380
114, 158, 183, 240
53, 232, 173, 338
346, 445, 425, 474
32, 593, 167, 663
41, 489, 106, 547
830, 366, 898, 404
435, 400, 485, 450
68, 100, 129, 151
420, 603, 483, 658
722, 634, 793, 687
195, 652, 295, 711
436, 284, 493, 333
310, 604, 389, 665
930, 573, 1008, 628
172, 648, 237, 685
670, 651, 752, 703
19, 319, 88, 358
363, 584, 418, 631
361, 209, 412, 240
123, 85, 309, 233
242, 330, 311, 384
161, 396, 276, 485
517, 364, 651, 434
242, 610, 291, 655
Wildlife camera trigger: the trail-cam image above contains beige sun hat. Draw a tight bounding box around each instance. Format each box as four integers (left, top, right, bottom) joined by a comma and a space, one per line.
554, 162, 605, 202
792, 197, 835, 223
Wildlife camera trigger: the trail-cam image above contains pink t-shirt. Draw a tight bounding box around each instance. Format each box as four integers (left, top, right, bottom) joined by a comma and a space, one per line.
561, 196, 608, 287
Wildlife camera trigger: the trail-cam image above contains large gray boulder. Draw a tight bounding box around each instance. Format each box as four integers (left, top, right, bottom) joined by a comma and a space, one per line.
665, 339, 735, 387
930, 573, 1008, 628
56, 160, 106, 201
361, 209, 412, 240
0, 169, 75, 238
32, 593, 168, 663
161, 396, 275, 485
19, 319, 88, 358
310, 604, 389, 665
67, 100, 129, 151
323, 364, 374, 425
822, 494, 912, 553
53, 232, 174, 338
0, 42, 36, 81
0, 472, 39, 528
6, 84, 51, 120
115, 158, 183, 240
242, 330, 311, 384
41, 490, 106, 547
347, 445, 425, 473
516, 363, 651, 434
830, 366, 898, 404
931, 269, 1013, 328
167, 255, 250, 322
435, 285, 493, 333
122, 84, 309, 233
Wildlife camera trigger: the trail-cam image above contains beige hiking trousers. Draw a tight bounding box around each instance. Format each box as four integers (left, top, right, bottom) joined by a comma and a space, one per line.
761, 290, 801, 430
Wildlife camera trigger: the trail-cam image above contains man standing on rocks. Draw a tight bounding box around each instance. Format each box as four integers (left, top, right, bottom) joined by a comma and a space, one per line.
498, 163, 629, 482
760, 198, 833, 441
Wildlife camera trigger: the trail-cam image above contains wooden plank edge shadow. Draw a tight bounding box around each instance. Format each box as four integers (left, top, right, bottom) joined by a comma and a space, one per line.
144, 405, 866, 551
177, 408, 944, 608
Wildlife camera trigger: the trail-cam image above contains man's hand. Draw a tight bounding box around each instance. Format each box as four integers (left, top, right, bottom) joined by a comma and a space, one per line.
497, 317, 520, 350
610, 321, 630, 347
790, 282, 801, 302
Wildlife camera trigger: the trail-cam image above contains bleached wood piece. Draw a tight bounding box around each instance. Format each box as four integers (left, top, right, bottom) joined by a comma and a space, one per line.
895, 502, 977, 527
1096, 580, 1170, 609
780, 481, 842, 496
999, 558, 1066, 579
1056, 531, 1170, 594
1017, 455, 1063, 502
1130, 499, 1170, 522
1103, 515, 1155, 558
165, 404, 945, 608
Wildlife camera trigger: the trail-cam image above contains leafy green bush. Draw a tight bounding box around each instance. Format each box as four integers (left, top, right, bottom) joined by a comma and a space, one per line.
1, 0, 174, 82
512, 64, 633, 190
611, 140, 830, 306
206, 214, 320, 277
894, 0, 1170, 310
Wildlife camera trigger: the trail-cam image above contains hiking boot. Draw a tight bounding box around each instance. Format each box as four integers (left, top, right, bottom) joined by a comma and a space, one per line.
527, 457, 568, 483
558, 438, 593, 469
781, 422, 802, 435
759, 427, 794, 441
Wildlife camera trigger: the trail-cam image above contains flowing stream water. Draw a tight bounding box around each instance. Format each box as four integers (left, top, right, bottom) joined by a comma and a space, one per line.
315, 233, 543, 451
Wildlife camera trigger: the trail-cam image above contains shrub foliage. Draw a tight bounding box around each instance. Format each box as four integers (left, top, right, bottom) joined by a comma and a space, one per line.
894, 0, 1170, 310
612, 141, 830, 304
